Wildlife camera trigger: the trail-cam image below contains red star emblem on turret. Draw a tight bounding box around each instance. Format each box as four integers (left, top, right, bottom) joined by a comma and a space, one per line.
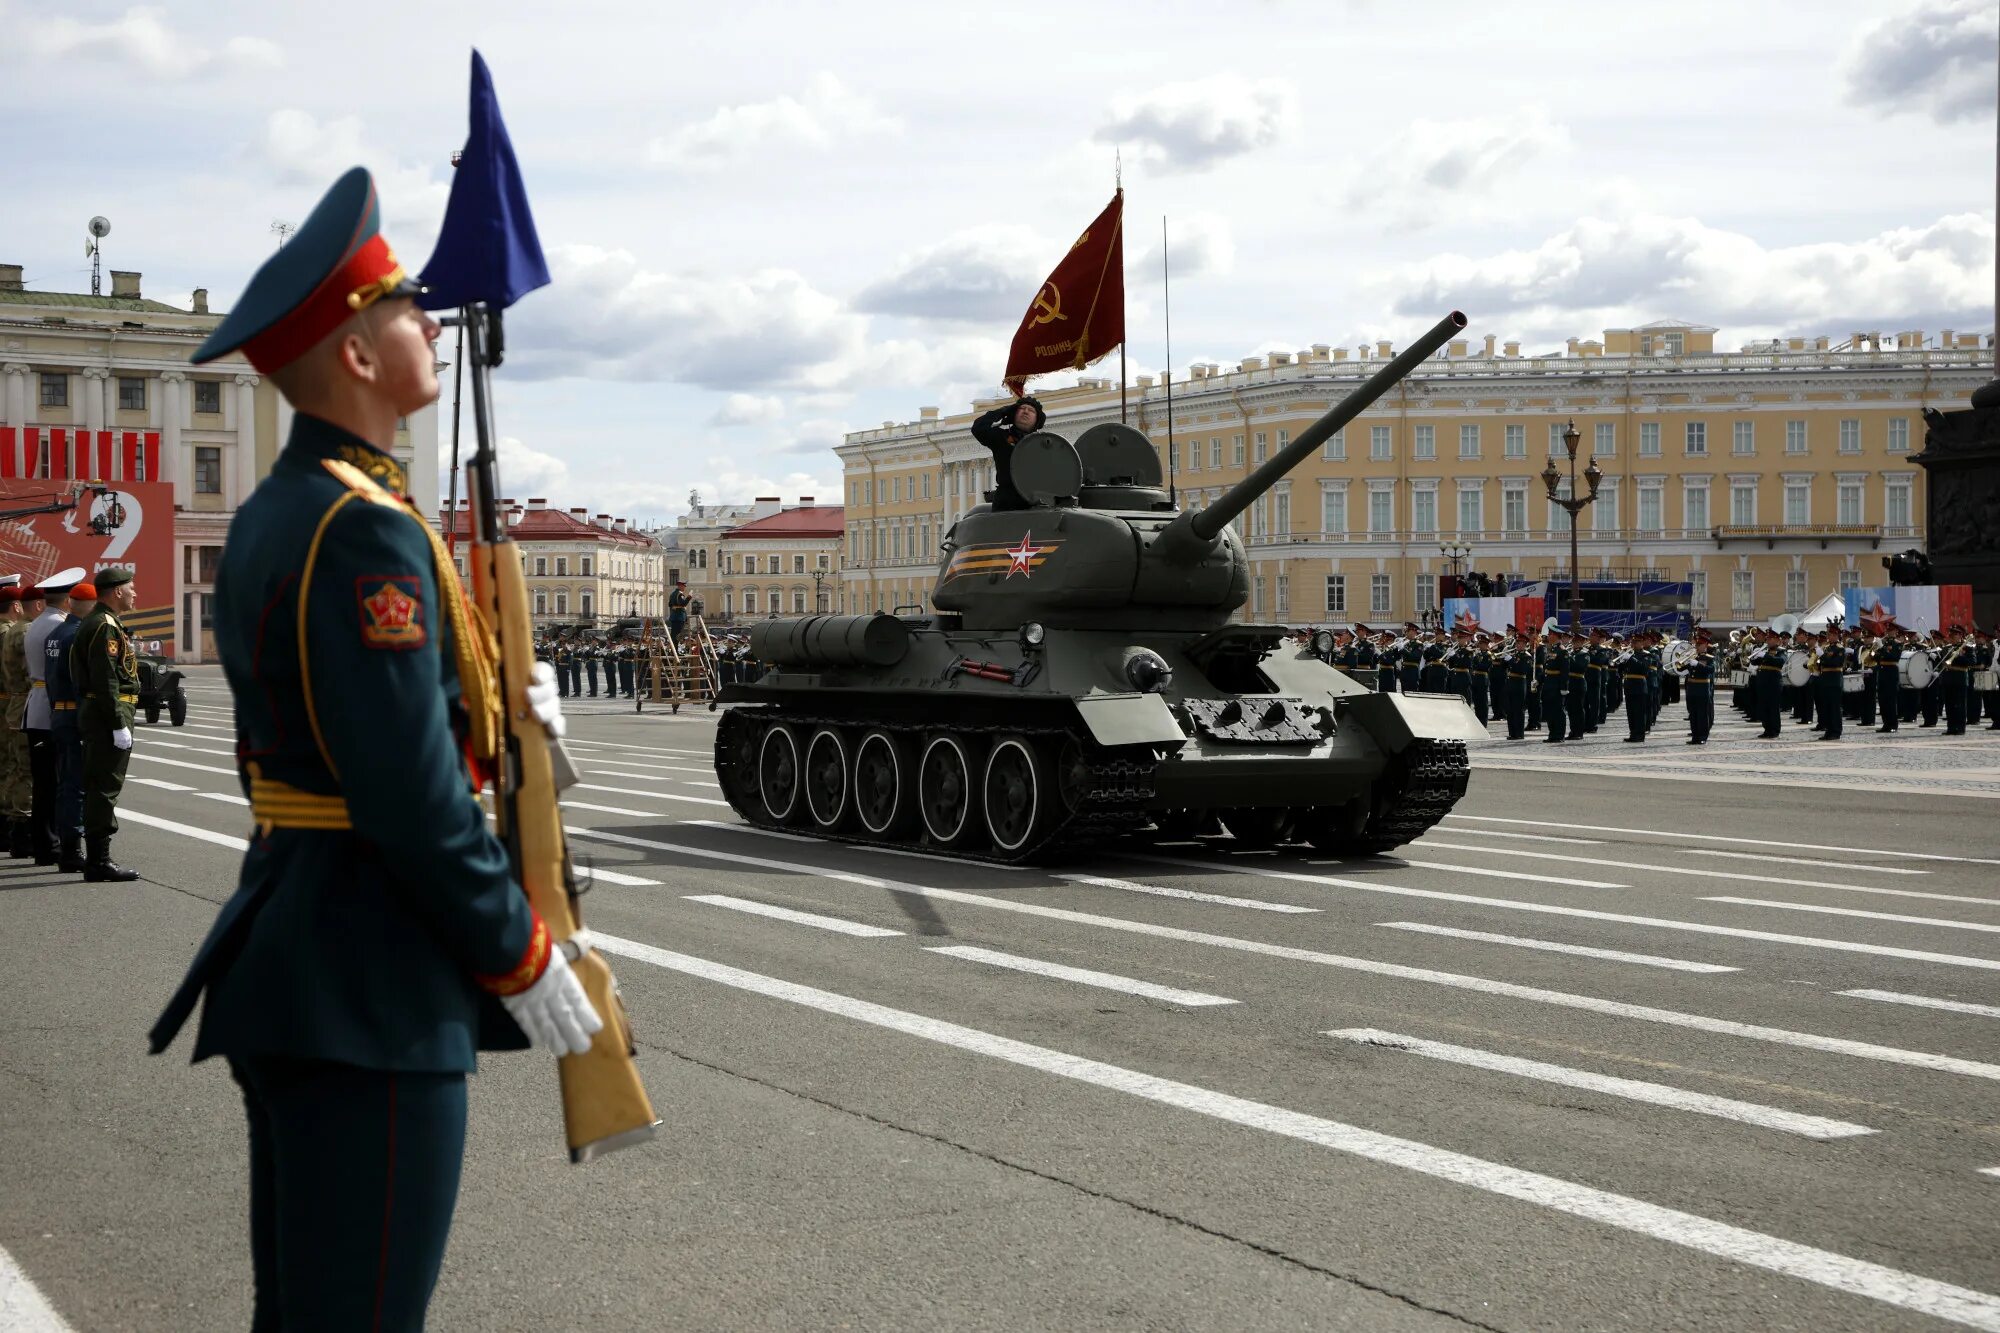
1858, 598, 1901, 638
1005, 534, 1043, 579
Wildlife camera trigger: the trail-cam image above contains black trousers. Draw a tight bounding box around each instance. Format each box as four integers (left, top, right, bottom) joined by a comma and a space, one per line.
231, 1057, 467, 1333
1565, 680, 1587, 738
1624, 678, 1650, 740
1503, 676, 1527, 739
1399, 667, 1420, 693
1581, 670, 1601, 731
619, 659, 636, 696
25, 727, 54, 858
1686, 683, 1714, 743
1540, 682, 1567, 741
585, 661, 599, 695
1754, 669, 1782, 736
1944, 671, 1970, 734
53, 721, 82, 839
1815, 674, 1844, 739
1468, 673, 1490, 726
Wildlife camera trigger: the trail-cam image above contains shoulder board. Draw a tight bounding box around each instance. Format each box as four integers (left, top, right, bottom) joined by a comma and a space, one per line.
321, 457, 408, 511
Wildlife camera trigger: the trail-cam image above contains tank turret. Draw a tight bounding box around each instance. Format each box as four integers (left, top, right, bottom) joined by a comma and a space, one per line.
933, 311, 1466, 632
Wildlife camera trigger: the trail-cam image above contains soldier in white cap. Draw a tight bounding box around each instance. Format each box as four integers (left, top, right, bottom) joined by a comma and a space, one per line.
26, 569, 87, 866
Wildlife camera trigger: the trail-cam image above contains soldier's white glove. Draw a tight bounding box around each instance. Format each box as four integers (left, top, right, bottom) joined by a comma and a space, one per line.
526, 661, 566, 738
111, 727, 133, 751
500, 946, 602, 1056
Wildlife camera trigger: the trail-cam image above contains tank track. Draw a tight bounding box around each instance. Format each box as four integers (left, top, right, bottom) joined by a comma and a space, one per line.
714, 708, 1157, 865
1363, 738, 1470, 848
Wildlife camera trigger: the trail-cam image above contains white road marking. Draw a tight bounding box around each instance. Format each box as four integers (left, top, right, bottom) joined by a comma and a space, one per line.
146, 740, 234, 758
575, 759, 715, 775
1445, 813, 2000, 867
1128, 851, 2000, 974
1326, 1029, 1874, 1139
1838, 990, 2000, 1019
132, 753, 236, 777
1060, 872, 1320, 914
119, 808, 248, 851
686, 893, 903, 937
563, 826, 2000, 1082
927, 944, 1238, 1006
130, 777, 196, 793
585, 768, 719, 786
574, 785, 731, 807
1387, 857, 1626, 890
1418, 828, 1604, 846
201, 792, 249, 806
1415, 841, 1886, 894
592, 933, 2000, 1330
689, 819, 1034, 872
0, 1241, 76, 1333
564, 739, 714, 759
1686, 848, 1927, 875
1981, 1168, 2000, 1180
575, 865, 660, 887
1374, 922, 1738, 973
1706, 897, 2000, 936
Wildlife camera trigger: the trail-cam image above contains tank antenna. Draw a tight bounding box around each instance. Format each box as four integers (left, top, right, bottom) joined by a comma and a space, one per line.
1162, 214, 1176, 508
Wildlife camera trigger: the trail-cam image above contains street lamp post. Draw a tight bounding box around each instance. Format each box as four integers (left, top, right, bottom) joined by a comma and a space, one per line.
811, 566, 827, 612
1539, 419, 1602, 632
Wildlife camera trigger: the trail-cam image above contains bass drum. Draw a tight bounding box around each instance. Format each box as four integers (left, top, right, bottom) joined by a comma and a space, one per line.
1976, 670, 1999, 693
1901, 653, 1936, 691
1784, 650, 1810, 688
1841, 672, 1865, 694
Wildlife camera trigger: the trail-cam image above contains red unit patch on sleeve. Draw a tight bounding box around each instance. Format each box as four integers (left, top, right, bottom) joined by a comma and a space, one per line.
356, 575, 426, 650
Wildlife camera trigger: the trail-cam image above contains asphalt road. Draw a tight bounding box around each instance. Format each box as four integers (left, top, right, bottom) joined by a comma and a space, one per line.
4, 669, 2000, 1331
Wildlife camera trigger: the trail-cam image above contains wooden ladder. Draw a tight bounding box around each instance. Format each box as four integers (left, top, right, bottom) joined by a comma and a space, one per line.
639, 614, 720, 713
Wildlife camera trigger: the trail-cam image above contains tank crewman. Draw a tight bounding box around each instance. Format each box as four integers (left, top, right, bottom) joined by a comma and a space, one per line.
67, 566, 141, 880
969, 396, 1046, 512
1752, 627, 1784, 739
1501, 632, 1530, 739
0, 580, 32, 857
146, 167, 598, 1330
44, 579, 90, 872
668, 581, 690, 642
1814, 631, 1847, 741
1683, 631, 1716, 745
1467, 633, 1492, 726
1539, 629, 1569, 743
24, 570, 82, 866
1621, 635, 1651, 743
1941, 625, 1973, 736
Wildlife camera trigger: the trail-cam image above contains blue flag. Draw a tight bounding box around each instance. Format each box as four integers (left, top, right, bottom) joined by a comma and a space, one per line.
418, 50, 550, 310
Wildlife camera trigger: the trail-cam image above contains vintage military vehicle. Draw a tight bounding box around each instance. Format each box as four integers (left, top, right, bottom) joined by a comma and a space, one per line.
713, 311, 1483, 862
136, 642, 187, 727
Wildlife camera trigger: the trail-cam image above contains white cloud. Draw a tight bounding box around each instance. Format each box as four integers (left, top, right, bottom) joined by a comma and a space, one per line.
1842, 0, 1998, 124
854, 224, 1053, 322
690, 464, 841, 507
648, 73, 899, 170
711, 393, 786, 426
1093, 74, 1299, 172
1344, 109, 1570, 217
5, 6, 281, 78
1386, 210, 1994, 342
256, 110, 449, 243
441, 435, 570, 509
1129, 213, 1236, 286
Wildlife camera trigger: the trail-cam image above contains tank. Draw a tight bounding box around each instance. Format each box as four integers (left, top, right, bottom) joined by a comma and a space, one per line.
713, 310, 1485, 862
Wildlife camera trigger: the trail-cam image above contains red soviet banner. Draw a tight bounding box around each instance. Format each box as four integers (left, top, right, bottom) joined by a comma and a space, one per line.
0, 479, 176, 655
1003, 189, 1125, 395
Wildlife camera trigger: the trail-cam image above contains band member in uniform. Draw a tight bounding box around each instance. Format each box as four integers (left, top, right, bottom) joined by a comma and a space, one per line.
1539, 629, 1569, 743
1467, 633, 1492, 726
1941, 625, 1973, 736
552, 635, 572, 697
1352, 626, 1380, 691
1525, 626, 1544, 732
1980, 628, 2000, 729
1814, 630, 1847, 740
24, 570, 83, 865
146, 167, 599, 1330
1502, 631, 1530, 739
1683, 631, 1716, 744
1581, 629, 1604, 734
68, 567, 140, 880
1398, 624, 1422, 693
1621, 635, 1651, 743
1853, 629, 1877, 731
1752, 627, 1784, 738
1564, 629, 1589, 740
1420, 630, 1447, 693
667, 580, 690, 642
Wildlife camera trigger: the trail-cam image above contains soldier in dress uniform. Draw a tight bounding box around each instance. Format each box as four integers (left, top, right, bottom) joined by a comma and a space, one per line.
24, 570, 83, 865
1813, 630, 1847, 741
1539, 629, 1570, 743
1683, 631, 1716, 745
1500, 631, 1531, 739
1374, 631, 1397, 693
1941, 624, 1973, 736
582, 640, 601, 696
1752, 627, 1785, 738
0, 581, 31, 858
1978, 628, 2000, 730
146, 167, 599, 1330
1445, 627, 1473, 704
1466, 632, 1492, 726
44, 578, 89, 872
668, 580, 690, 643
1524, 626, 1544, 732
1851, 629, 1877, 731
1580, 629, 1604, 734
1397, 625, 1423, 693
1919, 631, 1946, 727
66, 567, 140, 880
1621, 634, 1652, 743
1351, 626, 1380, 691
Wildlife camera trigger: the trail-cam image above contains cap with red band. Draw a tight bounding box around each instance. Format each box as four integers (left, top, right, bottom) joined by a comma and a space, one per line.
192, 167, 426, 376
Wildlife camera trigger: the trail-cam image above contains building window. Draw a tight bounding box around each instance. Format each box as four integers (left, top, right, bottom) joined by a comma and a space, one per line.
554, 592, 568, 616
1210, 437, 1222, 468
533, 555, 547, 576
1368, 487, 1393, 534
1459, 424, 1480, 459
1593, 478, 1617, 532
1732, 570, 1754, 614
744, 555, 758, 574
1837, 480, 1863, 525
1504, 424, 1525, 458
555, 557, 567, 576
1323, 429, 1346, 461
1784, 570, 1806, 613
1730, 481, 1756, 526
1233, 435, 1245, 466
1785, 420, 1807, 454
1251, 576, 1264, 616
38, 374, 67, 408
1838, 418, 1861, 454
743, 589, 757, 615
1886, 417, 1909, 453
118, 377, 145, 411
1732, 421, 1754, 455
1456, 488, 1481, 534
1413, 425, 1435, 460
193, 380, 222, 414
1370, 426, 1392, 461
1414, 575, 1436, 616
793, 589, 807, 613
1370, 573, 1392, 617
1547, 422, 1567, 457
1685, 421, 1707, 455
1886, 479, 1912, 530
1639, 422, 1661, 457
194, 446, 222, 494
534, 591, 547, 615
580, 556, 592, 576
1321, 488, 1346, 534
1411, 488, 1437, 535
1638, 485, 1663, 534
1688, 570, 1707, 612
1187, 441, 1201, 471
580, 591, 593, 617
1502, 485, 1527, 536
1838, 569, 1860, 594
1783, 480, 1809, 526
1684, 483, 1709, 532
1325, 575, 1346, 615
1548, 481, 1572, 533
1593, 422, 1614, 455
1275, 575, 1288, 617
1273, 489, 1290, 535
1254, 432, 1268, 463
791, 554, 804, 574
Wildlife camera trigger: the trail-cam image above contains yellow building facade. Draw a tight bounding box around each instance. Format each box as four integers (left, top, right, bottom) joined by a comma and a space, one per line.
838, 321, 1990, 627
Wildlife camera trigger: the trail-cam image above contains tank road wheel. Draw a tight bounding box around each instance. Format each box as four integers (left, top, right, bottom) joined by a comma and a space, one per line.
853, 731, 916, 839
714, 710, 763, 817
758, 724, 805, 825
983, 735, 1055, 857
1220, 807, 1292, 849
918, 734, 982, 849
803, 727, 851, 831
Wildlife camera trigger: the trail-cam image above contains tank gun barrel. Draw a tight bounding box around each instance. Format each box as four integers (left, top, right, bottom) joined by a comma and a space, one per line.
1183, 310, 1466, 546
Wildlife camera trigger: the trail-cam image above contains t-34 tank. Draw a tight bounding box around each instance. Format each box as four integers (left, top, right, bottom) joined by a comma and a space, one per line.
714, 310, 1484, 862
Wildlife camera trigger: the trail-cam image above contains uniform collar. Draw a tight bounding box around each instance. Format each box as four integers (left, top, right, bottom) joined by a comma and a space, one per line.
277, 413, 409, 497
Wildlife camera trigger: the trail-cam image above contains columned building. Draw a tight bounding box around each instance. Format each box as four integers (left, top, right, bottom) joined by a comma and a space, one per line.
838, 321, 1990, 627
443, 499, 664, 627
0, 261, 438, 662
713, 501, 844, 622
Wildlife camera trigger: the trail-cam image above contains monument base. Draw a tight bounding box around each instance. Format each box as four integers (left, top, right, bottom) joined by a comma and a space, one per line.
1917, 381, 2000, 630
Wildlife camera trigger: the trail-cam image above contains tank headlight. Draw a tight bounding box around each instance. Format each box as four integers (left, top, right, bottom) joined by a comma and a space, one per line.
1311, 629, 1335, 658
1020, 622, 1046, 649
1123, 647, 1173, 693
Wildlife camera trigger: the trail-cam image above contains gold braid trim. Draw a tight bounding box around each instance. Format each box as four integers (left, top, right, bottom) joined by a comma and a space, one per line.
321, 459, 503, 769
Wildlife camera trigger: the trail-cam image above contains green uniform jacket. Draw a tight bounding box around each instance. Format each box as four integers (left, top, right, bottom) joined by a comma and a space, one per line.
0, 618, 30, 729
151, 414, 540, 1072
69, 605, 137, 732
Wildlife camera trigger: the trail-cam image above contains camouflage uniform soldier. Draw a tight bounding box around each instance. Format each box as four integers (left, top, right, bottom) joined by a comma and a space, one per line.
69, 565, 140, 881
0, 581, 32, 857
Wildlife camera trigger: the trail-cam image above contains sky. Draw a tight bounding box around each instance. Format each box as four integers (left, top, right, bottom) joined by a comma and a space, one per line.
2, 0, 1994, 525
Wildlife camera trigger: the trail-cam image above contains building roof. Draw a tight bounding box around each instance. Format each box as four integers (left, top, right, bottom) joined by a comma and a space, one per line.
0, 288, 194, 316
437, 504, 658, 547
720, 506, 845, 540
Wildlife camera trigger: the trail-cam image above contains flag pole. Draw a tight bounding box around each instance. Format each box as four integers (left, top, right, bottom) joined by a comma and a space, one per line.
1116, 152, 1127, 425
1162, 214, 1175, 509
445, 318, 464, 556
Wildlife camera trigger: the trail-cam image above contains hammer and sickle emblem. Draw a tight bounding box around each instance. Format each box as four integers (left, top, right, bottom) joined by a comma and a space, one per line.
1031, 281, 1067, 326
